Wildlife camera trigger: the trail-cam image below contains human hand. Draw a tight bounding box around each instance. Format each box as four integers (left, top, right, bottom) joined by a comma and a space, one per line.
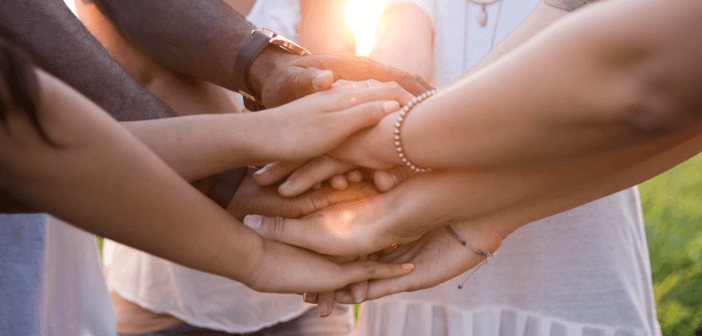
240, 236, 415, 294
243, 170, 508, 257
227, 170, 372, 220
249, 50, 433, 108
326, 109, 403, 170
333, 223, 502, 302
300, 222, 502, 310
248, 81, 414, 164
252, 156, 362, 197
252, 156, 414, 198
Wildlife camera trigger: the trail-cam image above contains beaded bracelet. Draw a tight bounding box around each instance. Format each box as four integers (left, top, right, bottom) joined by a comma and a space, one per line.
394, 89, 438, 173
447, 224, 498, 289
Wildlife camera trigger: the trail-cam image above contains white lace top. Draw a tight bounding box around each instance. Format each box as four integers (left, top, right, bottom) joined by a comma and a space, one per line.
358, 1, 660, 335
104, 1, 314, 333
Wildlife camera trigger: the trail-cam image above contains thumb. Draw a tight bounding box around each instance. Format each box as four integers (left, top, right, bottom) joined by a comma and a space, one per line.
243, 214, 323, 253
294, 68, 335, 95
263, 68, 335, 107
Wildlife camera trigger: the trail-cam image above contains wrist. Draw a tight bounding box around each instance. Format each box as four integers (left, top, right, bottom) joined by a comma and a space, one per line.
373, 113, 406, 168
449, 222, 504, 257
248, 47, 298, 97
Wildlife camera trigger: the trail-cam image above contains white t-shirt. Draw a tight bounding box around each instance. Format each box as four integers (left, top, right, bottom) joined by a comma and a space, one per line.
1, 214, 116, 335
358, 1, 660, 335
104, 1, 315, 333
41, 216, 117, 336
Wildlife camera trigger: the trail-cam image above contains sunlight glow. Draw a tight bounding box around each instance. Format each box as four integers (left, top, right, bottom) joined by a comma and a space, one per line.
344, 0, 387, 56
64, 0, 77, 15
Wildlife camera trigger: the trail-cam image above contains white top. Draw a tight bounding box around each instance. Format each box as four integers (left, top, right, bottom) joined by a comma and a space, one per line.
358, 1, 661, 335
41, 216, 117, 336
1, 214, 115, 336
104, 1, 314, 333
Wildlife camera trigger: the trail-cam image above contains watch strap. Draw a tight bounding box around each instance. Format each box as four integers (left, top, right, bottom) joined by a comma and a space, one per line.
207, 167, 247, 209
234, 30, 271, 111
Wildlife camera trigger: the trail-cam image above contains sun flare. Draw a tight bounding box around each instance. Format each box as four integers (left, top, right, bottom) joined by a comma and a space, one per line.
344, 0, 387, 56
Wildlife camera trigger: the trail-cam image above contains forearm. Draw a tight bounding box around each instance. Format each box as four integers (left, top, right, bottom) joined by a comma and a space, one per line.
0, 0, 175, 121
456, 129, 702, 244
123, 114, 264, 181
92, 0, 255, 92
0, 70, 260, 282
391, 125, 700, 235
393, 0, 702, 169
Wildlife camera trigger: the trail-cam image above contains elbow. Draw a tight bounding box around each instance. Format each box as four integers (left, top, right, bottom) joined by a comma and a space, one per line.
599, 72, 699, 139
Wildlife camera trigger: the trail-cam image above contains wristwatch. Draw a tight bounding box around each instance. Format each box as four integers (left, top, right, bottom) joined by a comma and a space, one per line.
234, 28, 311, 111
207, 29, 310, 210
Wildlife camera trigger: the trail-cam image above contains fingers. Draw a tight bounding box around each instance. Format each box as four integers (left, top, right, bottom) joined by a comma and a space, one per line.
373, 167, 415, 192
317, 292, 335, 317
303, 292, 318, 304
334, 261, 416, 304
254, 160, 308, 186
347, 170, 364, 183
294, 68, 335, 97
278, 156, 356, 197
341, 261, 415, 287
335, 100, 400, 138
350, 281, 368, 304
323, 81, 414, 110
312, 54, 434, 96
330, 175, 349, 190
243, 214, 321, 252
244, 193, 390, 256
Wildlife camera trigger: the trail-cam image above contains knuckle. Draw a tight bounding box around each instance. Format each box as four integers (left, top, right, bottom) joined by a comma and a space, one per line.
272, 216, 287, 237
298, 196, 317, 215
310, 193, 330, 212
286, 200, 303, 218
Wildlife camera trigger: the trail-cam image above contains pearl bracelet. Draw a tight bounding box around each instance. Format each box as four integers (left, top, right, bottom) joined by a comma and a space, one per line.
394, 89, 438, 173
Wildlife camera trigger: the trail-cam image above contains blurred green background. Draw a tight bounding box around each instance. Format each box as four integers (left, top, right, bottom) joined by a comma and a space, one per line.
639, 154, 702, 335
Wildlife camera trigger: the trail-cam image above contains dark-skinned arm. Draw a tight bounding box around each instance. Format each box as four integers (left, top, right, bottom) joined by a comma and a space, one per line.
0, 0, 176, 121
92, 0, 433, 107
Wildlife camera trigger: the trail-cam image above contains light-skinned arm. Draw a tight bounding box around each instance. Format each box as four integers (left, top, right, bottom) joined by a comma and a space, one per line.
0, 67, 414, 293
330, 0, 702, 170
122, 81, 411, 181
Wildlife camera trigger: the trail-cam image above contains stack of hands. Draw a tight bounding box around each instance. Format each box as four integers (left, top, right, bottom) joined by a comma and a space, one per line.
224, 69, 505, 317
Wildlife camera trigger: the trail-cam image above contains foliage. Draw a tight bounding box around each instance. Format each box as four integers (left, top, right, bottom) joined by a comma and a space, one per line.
640, 154, 702, 335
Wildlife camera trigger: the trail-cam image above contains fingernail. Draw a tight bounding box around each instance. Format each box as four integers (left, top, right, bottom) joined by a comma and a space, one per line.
243, 215, 262, 230
303, 293, 313, 303
279, 181, 292, 191
313, 70, 334, 90
254, 166, 269, 177
352, 287, 364, 304
318, 301, 332, 317
402, 263, 415, 271
383, 101, 400, 113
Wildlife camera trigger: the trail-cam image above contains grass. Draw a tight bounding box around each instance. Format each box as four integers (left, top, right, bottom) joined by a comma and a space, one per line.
640, 153, 702, 335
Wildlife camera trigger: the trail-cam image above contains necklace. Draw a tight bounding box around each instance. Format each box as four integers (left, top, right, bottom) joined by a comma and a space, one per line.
466, 0, 502, 27
461, 0, 504, 73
